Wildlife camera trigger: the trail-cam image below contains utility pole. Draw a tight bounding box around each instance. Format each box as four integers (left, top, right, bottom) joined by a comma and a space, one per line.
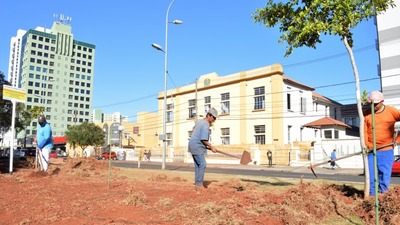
195, 78, 198, 123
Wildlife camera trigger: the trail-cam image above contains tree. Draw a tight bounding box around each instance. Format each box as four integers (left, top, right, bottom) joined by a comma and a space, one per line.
252, 0, 395, 198
16, 106, 45, 147
65, 122, 105, 156
0, 71, 25, 144
0, 71, 13, 135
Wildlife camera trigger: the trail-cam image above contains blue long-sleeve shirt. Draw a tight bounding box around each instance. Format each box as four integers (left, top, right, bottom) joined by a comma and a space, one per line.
37, 122, 53, 149
331, 151, 337, 160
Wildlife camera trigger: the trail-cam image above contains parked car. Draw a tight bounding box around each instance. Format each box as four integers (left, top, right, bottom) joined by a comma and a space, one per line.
24, 147, 37, 157
55, 148, 67, 157
50, 149, 58, 158
97, 151, 117, 160
392, 156, 400, 174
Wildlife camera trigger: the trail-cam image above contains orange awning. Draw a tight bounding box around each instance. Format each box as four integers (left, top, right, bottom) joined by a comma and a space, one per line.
53, 136, 67, 144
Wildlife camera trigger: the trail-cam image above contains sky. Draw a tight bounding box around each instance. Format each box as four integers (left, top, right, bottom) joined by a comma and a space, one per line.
0, 0, 381, 122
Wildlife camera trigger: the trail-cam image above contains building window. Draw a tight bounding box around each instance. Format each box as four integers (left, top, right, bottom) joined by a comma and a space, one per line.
166, 103, 173, 122
344, 117, 356, 126
188, 99, 196, 119
300, 97, 306, 114
221, 93, 230, 114
221, 128, 230, 145
324, 130, 332, 139
334, 108, 337, 120
254, 86, 265, 110
287, 93, 292, 110
166, 133, 173, 147
334, 130, 339, 139
288, 125, 292, 143
204, 96, 211, 114
254, 125, 265, 144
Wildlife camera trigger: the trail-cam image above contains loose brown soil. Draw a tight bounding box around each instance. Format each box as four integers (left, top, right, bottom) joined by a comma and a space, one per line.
1, 157, 400, 225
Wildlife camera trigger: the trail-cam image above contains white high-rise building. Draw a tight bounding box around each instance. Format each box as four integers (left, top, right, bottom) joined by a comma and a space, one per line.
103, 112, 129, 123
376, 0, 400, 109
8, 29, 27, 87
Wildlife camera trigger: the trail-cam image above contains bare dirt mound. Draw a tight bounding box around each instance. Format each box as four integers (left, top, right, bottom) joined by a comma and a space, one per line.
1, 157, 400, 224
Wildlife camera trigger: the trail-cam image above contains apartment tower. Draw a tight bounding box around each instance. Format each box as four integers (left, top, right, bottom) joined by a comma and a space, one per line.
8, 17, 96, 137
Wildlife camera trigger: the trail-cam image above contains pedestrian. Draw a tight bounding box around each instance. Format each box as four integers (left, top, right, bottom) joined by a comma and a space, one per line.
364, 91, 400, 196
267, 149, 273, 167
84, 147, 91, 157
147, 150, 151, 161
188, 108, 218, 193
143, 150, 148, 161
36, 115, 53, 172
330, 149, 337, 170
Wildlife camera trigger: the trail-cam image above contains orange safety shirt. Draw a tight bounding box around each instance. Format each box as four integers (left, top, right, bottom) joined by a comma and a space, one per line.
364, 105, 400, 151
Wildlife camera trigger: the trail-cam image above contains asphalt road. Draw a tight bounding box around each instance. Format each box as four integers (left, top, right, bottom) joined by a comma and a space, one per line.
112, 160, 400, 185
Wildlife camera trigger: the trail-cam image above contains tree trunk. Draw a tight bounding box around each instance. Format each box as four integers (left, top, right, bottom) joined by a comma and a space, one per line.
343, 36, 369, 198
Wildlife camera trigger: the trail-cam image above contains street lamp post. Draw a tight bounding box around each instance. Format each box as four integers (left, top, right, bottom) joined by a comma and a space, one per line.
118, 125, 125, 149
152, 0, 182, 170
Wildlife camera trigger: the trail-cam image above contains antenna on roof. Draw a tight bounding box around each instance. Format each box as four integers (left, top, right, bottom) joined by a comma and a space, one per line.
53, 13, 59, 22
54, 14, 72, 25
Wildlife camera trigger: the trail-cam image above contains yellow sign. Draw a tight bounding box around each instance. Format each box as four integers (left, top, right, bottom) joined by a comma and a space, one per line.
2, 85, 26, 102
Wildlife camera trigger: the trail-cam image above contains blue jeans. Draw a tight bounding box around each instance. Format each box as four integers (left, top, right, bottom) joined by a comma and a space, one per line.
192, 154, 206, 187
368, 149, 394, 195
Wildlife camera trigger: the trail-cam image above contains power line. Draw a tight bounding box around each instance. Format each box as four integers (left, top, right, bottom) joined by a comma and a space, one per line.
94, 45, 385, 113
283, 45, 375, 68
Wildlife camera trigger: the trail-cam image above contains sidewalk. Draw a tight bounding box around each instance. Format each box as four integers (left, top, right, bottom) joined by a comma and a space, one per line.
204, 163, 364, 176
121, 159, 364, 176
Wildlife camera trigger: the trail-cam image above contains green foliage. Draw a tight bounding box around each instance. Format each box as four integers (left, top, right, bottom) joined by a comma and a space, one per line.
252, 0, 396, 198
1, 71, 44, 135
65, 122, 105, 151
253, 0, 395, 57
361, 90, 369, 105
16, 106, 44, 132
29, 106, 45, 118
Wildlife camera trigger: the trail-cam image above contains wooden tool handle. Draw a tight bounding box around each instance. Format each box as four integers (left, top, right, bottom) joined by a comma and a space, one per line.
215, 150, 242, 159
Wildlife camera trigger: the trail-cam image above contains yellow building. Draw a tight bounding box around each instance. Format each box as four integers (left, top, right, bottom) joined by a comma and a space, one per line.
97, 111, 159, 151
153, 64, 340, 165
97, 64, 342, 165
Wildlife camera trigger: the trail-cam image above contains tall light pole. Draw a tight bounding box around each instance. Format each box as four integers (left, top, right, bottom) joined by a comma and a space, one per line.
152, 0, 182, 170
118, 125, 125, 148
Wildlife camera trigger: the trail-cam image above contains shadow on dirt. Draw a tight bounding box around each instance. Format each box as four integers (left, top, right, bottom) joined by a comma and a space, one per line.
328, 183, 364, 198
0, 157, 32, 174
241, 178, 294, 187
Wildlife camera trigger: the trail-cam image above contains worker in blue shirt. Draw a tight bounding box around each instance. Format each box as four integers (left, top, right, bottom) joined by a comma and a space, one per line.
36, 115, 53, 172
330, 149, 337, 170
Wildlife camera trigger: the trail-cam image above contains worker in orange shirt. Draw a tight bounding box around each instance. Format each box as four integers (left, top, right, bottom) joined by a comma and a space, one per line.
364, 91, 400, 196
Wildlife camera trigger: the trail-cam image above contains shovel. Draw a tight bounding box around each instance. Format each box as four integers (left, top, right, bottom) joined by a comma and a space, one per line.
308, 142, 398, 177
215, 149, 252, 165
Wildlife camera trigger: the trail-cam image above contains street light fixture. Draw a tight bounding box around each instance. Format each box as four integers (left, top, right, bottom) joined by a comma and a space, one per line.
151, 0, 182, 170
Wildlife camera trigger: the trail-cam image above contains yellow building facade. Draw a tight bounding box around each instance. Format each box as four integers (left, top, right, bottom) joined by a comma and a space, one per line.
156, 64, 299, 165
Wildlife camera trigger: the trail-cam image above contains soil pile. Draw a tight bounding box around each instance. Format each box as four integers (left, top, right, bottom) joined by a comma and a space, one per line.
1, 157, 400, 224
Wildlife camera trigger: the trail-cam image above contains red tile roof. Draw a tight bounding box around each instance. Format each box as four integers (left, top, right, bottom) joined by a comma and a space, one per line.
312, 92, 342, 105
303, 117, 351, 129
283, 76, 314, 90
